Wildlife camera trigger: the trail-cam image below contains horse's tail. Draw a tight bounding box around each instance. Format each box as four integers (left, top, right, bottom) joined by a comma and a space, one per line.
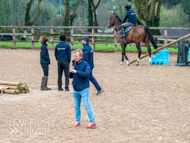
145, 27, 158, 49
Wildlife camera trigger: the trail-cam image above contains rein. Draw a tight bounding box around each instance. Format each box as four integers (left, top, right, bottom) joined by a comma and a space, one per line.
114, 25, 121, 32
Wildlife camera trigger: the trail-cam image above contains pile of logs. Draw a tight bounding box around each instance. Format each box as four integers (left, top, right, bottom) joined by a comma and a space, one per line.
0, 81, 29, 94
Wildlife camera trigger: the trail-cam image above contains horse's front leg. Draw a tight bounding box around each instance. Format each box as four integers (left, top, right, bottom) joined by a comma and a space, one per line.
120, 44, 129, 66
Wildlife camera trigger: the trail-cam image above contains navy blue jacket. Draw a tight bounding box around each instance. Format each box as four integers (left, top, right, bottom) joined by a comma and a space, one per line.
82, 44, 94, 69
55, 41, 71, 62
122, 9, 137, 24
68, 59, 91, 91
40, 44, 50, 64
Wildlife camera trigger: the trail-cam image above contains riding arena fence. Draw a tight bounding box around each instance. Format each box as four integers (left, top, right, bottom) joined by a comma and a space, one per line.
0, 26, 190, 52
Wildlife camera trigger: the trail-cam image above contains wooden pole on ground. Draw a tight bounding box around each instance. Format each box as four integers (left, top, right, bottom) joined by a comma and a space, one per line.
0, 81, 21, 86
129, 33, 190, 64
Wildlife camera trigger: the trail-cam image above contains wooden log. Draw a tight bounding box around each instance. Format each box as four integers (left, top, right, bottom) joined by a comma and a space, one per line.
16, 90, 21, 94
21, 82, 29, 90
25, 89, 30, 93
0, 84, 20, 90
0, 81, 21, 86
4, 90, 17, 94
4, 89, 21, 94
129, 33, 190, 64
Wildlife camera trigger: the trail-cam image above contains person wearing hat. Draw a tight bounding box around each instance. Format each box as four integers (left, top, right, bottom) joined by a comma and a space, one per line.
81, 36, 103, 96
120, 3, 137, 37
55, 35, 71, 91
39, 36, 51, 90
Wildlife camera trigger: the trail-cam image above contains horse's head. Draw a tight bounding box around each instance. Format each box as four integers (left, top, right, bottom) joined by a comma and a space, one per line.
107, 13, 115, 28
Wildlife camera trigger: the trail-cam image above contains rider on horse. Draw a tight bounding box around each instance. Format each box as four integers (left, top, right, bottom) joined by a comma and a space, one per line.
121, 3, 137, 37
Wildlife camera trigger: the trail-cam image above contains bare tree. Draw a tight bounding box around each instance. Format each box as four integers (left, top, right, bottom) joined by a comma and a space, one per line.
88, 0, 101, 26
63, 0, 82, 26
24, 0, 42, 26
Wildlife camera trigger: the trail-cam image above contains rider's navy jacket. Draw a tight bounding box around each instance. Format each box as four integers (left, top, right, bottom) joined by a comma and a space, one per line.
122, 9, 137, 24
82, 44, 94, 69
68, 59, 91, 91
40, 44, 50, 64
54, 41, 71, 62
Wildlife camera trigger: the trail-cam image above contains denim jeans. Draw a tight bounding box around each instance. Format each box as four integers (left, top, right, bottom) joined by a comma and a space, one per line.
90, 69, 102, 91
73, 88, 95, 124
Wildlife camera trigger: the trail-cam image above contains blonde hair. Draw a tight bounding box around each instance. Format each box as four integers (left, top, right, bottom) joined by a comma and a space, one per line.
39, 36, 48, 44
74, 49, 83, 57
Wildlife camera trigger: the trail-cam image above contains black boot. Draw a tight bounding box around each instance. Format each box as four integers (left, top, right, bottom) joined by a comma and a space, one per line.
41, 76, 51, 90
120, 26, 125, 38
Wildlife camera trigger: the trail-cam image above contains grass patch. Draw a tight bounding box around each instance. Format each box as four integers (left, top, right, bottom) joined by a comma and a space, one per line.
0, 41, 178, 53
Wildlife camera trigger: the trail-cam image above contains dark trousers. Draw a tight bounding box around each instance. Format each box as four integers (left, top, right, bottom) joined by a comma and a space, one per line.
41, 63, 49, 76
58, 61, 70, 89
90, 69, 101, 91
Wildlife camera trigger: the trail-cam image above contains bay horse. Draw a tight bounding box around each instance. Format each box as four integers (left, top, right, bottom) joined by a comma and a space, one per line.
107, 13, 158, 65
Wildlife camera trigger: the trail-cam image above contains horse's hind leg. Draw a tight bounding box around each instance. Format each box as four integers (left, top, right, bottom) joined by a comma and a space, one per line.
125, 54, 129, 65
145, 41, 152, 65
136, 43, 141, 66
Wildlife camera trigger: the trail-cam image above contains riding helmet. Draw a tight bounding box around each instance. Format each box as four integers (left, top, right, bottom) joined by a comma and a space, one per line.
125, 3, 131, 10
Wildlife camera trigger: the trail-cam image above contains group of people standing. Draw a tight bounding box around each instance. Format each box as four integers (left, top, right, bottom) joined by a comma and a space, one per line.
39, 35, 103, 128
38, 3, 136, 129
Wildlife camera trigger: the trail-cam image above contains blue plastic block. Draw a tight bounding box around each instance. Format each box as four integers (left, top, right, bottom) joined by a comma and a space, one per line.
189, 47, 190, 62
151, 50, 169, 65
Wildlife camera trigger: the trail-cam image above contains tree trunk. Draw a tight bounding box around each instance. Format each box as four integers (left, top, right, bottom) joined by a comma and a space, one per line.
63, 0, 70, 26
25, 0, 34, 26
156, 0, 162, 19
88, 0, 101, 26
88, 2, 93, 26
70, 0, 82, 26
25, 0, 42, 26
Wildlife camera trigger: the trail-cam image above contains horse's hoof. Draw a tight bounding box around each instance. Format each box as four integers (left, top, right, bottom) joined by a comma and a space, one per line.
136, 63, 139, 66
120, 62, 123, 65
127, 64, 130, 66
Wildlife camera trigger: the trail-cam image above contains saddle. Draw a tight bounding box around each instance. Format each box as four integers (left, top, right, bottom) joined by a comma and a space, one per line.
120, 26, 133, 38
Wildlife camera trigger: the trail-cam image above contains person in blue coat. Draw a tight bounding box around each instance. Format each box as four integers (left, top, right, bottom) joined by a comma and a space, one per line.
81, 36, 103, 96
69, 49, 96, 129
121, 3, 137, 37
55, 35, 71, 91
39, 36, 51, 90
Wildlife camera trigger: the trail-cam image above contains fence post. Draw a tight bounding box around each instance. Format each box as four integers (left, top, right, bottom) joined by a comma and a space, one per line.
114, 30, 117, 52
70, 27, 74, 49
92, 28, 95, 50
164, 29, 168, 50
13, 27, 16, 48
31, 27, 34, 49
50, 27, 54, 49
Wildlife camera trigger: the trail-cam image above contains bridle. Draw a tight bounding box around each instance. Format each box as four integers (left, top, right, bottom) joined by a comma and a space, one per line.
109, 15, 121, 32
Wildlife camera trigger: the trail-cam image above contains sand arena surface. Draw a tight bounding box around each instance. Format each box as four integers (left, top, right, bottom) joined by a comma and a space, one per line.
0, 48, 189, 143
